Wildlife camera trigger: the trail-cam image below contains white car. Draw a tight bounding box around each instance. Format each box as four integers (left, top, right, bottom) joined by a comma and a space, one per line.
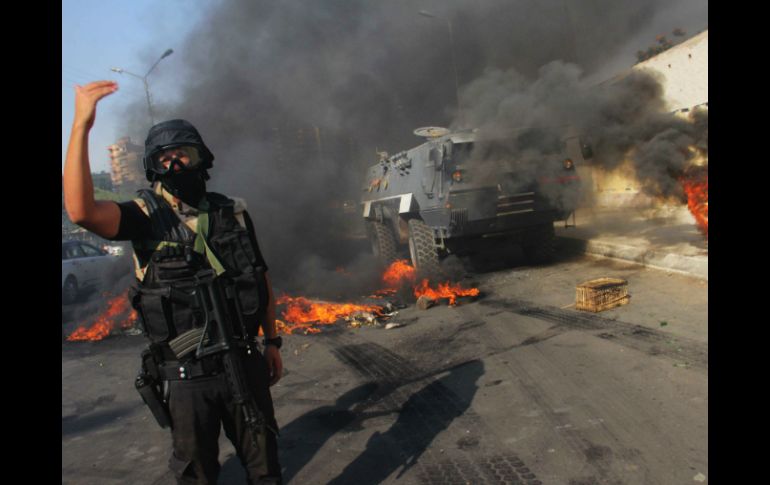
62, 240, 123, 304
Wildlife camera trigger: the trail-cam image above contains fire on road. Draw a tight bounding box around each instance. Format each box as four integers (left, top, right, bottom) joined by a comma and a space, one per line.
62, 252, 707, 485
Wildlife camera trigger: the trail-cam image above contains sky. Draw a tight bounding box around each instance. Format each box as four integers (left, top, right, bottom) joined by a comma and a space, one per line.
62, 0, 706, 296
62, 0, 707, 175
61, 0, 217, 173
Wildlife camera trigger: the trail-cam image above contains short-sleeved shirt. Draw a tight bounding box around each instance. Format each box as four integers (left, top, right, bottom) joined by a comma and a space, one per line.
107, 197, 268, 276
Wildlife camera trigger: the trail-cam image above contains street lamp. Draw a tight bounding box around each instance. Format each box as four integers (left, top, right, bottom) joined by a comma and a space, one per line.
111, 48, 174, 125
419, 10, 462, 126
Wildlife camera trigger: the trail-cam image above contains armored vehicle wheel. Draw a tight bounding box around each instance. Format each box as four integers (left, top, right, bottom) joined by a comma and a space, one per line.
408, 219, 442, 279
367, 221, 398, 268
522, 223, 556, 264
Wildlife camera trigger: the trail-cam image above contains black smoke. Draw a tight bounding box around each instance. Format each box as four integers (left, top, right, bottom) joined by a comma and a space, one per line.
459, 62, 708, 200
116, 0, 707, 296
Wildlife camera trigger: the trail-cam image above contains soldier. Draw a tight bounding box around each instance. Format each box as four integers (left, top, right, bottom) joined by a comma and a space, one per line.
63, 81, 283, 484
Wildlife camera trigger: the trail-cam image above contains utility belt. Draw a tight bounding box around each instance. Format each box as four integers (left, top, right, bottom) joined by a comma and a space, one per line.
135, 346, 229, 429
151, 338, 259, 381
134, 269, 268, 434
159, 355, 224, 381
136, 339, 260, 429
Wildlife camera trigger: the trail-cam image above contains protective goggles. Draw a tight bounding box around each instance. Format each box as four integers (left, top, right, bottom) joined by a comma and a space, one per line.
148, 145, 204, 175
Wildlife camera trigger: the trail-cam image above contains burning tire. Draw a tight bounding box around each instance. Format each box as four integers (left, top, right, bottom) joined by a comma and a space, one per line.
63, 276, 79, 304
522, 223, 556, 264
408, 218, 442, 279
367, 221, 398, 268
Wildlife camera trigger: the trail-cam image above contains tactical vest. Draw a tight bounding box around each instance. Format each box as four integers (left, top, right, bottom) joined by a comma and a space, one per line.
129, 190, 268, 353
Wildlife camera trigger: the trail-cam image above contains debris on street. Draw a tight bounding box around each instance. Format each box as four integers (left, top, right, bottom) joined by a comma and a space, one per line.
417, 295, 436, 310
575, 277, 630, 312
123, 326, 143, 336
293, 343, 312, 356
345, 311, 379, 327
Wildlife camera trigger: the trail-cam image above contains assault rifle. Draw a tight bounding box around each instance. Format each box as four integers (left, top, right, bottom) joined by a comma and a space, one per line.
165, 268, 276, 446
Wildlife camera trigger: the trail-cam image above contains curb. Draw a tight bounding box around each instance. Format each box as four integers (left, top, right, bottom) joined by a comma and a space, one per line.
558, 236, 708, 281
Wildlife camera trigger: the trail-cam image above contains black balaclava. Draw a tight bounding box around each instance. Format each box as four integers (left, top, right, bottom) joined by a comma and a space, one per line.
143, 119, 215, 207
160, 169, 207, 207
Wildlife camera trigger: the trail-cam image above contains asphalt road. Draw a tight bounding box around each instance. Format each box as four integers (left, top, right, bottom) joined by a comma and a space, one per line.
62, 250, 708, 484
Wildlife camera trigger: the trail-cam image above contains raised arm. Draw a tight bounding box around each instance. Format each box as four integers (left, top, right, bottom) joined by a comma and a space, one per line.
63, 81, 122, 239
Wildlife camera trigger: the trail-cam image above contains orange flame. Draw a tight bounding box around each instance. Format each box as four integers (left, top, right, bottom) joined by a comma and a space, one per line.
381, 260, 480, 305
275, 318, 321, 335
681, 170, 708, 237
67, 290, 138, 342
274, 260, 479, 334
382, 259, 479, 305
413, 278, 480, 306
381, 259, 479, 305
276, 295, 384, 334
381, 259, 417, 289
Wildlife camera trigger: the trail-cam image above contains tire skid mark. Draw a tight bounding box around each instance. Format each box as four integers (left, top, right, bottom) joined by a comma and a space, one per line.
480, 298, 707, 370
331, 342, 445, 483
500, 341, 682, 485
455, 304, 678, 485
489, 349, 633, 485
318, 332, 542, 484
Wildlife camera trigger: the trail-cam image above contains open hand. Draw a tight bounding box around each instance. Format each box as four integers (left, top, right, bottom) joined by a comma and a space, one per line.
73, 81, 118, 130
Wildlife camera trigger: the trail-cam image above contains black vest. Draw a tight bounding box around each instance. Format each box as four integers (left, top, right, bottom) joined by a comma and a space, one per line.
129, 190, 267, 349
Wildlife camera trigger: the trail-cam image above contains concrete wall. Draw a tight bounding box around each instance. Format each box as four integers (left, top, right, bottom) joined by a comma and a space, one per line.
634, 30, 708, 113
590, 30, 708, 208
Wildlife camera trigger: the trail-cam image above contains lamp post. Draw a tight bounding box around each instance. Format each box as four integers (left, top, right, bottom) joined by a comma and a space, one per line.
419, 10, 462, 126
111, 48, 174, 125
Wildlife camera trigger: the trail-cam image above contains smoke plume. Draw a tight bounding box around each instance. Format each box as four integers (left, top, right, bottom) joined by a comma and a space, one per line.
459, 63, 708, 200
115, 0, 707, 296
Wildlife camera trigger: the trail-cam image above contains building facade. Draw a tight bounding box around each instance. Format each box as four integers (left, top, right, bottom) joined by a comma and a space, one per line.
589, 30, 708, 208
108, 137, 144, 193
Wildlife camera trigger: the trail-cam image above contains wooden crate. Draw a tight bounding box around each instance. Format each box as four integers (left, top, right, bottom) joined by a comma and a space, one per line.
576, 278, 630, 312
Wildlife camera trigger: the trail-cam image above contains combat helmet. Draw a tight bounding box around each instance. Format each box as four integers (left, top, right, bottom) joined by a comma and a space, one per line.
143, 119, 215, 182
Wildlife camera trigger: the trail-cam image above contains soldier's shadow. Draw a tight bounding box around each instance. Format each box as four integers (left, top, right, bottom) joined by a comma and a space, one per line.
325, 359, 483, 484
219, 360, 483, 484
219, 381, 380, 484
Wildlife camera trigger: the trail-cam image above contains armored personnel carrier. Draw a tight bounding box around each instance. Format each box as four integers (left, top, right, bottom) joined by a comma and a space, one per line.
361, 127, 589, 276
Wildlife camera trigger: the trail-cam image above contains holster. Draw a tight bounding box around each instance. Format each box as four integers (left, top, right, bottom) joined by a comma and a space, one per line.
135, 346, 172, 429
